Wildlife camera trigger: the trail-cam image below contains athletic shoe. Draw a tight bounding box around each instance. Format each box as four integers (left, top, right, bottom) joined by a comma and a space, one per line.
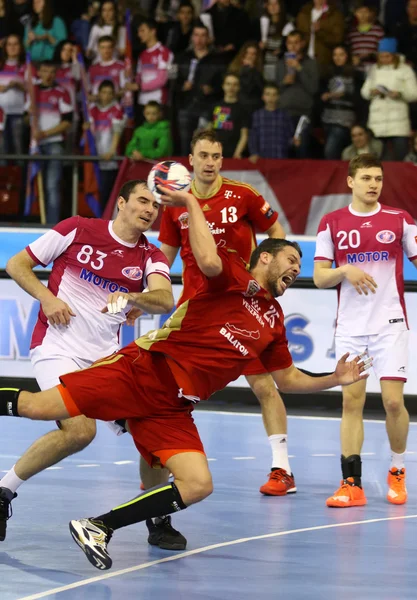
259, 468, 297, 496
146, 516, 187, 550
69, 518, 113, 570
0, 489, 17, 542
140, 482, 145, 491
387, 468, 407, 505
326, 478, 367, 507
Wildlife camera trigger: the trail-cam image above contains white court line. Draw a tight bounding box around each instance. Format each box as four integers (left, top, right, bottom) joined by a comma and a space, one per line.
201, 411, 417, 425
76, 464, 100, 468
17, 514, 417, 600
311, 453, 336, 457
232, 456, 256, 460
113, 461, 134, 465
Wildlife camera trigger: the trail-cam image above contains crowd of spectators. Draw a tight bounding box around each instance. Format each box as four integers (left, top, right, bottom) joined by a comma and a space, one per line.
1, 0, 417, 219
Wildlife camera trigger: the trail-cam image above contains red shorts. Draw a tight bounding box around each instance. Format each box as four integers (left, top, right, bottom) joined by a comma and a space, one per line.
242, 358, 269, 377
58, 344, 205, 467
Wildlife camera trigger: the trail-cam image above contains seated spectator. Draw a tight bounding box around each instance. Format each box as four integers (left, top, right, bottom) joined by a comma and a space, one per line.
174, 23, 225, 155
0, 34, 26, 155
347, 2, 384, 81
166, 2, 195, 57
361, 37, 417, 160
277, 29, 319, 158
257, 0, 294, 81
24, 0, 67, 62
341, 123, 384, 159
248, 82, 294, 161
201, 0, 249, 61
228, 41, 264, 113
87, 80, 125, 209
53, 40, 80, 154
394, 0, 417, 72
404, 131, 417, 162
88, 36, 125, 102
125, 100, 172, 160
86, 0, 126, 61
321, 45, 356, 159
296, 0, 345, 75
208, 72, 249, 158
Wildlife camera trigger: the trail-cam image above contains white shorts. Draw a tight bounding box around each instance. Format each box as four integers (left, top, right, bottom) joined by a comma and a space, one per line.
30, 347, 127, 435
335, 330, 408, 382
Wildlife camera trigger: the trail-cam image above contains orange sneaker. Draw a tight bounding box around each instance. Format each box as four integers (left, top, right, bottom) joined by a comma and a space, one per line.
259, 468, 297, 496
326, 478, 367, 507
387, 468, 407, 505
140, 482, 145, 491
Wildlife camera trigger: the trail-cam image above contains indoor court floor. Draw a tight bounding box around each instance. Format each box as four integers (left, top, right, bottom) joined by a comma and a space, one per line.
1, 408, 417, 600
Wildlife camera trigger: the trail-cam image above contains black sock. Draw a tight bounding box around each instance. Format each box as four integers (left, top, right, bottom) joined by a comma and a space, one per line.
341, 454, 362, 487
0, 389, 21, 417
95, 482, 187, 531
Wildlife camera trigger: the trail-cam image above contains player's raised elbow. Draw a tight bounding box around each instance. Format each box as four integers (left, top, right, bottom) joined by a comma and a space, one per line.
161, 291, 175, 312
197, 256, 223, 278
313, 266, 328, 289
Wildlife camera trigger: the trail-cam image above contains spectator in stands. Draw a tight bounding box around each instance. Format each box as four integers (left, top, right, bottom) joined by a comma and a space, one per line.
175, 23, 225, 155
25, 60, 72, 223
0, 0, 23, 41
347, 2, 384, 80
86, 0, 126, 61
296, 0, 345, 75
361, 37, 417, 160
0, 34, 26, 155
24, 0, 67, 62
208, 72, 249, 158
201, 0, 249, 60
248, 81, 294, 161
257, 0, 295, 81
10, 0, 31, 34
277, 29, 319, 157
341, 123, 383, 159
321, 45, 356, 159
125, 100, 173, 160
88, 36, 125, 103
87, 79, 125, 208
228, 41, 264, 113
165, 2, 195, 57
53, 40, 80, 154
403, 131, 417, 162
394, 0, 417, 72
383, 0, 407, 34
71, 1, 101, 54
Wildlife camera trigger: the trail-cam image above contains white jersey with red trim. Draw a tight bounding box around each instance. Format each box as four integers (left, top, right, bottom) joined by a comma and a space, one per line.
315, 203, 417, 336
26, 216, 170, 361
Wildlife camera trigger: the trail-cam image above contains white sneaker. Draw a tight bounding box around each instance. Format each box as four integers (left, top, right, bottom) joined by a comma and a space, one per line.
69, 518, 113, 570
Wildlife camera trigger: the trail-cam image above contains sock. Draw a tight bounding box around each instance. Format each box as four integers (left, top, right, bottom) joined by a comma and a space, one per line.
390, 451, 405, 471
0, 466, 25, 494
341, 454, 362, 486
269, 434, 291, 474
95, 482, 186, 531
0, 389, 21, 417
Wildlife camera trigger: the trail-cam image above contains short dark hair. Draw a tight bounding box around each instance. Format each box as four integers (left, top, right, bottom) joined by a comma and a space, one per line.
98, 79, 115, 92
140, 18, 157, 31
287, 29, 304, 41
39, 59, 56, 69
145, 100, 162, 111
190, 129, 223, 153
193, 22, 209, 35
118, 180, 148, 203
263, 82, 279, 93
178, 1, 195, 12
98, 35, 115, 46
223, 71, 240, 83
348, 154, 383, 177
249, 238, 302, 270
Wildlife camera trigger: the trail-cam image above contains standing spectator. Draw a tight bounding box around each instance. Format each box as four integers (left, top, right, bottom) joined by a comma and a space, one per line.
125, 100, 173, 160
394, 0, 417, 71
88, 80, 125, 208
403, 131, 417, 162
228, 41, 264, 113
174, 23, 225, 155
71, 1, 101, 54
347, 2, 384, 79
209, 72, 249, 158
248, 82, 294, 160
277, 29, 319, 157
382, 0, 407, 34
10, 0, 31, 34
321, 45, 357, 158
257, 0, 295, 81
86, 0, 126, 61
361, 37, 417, 160
24, 0, 67, 62
25, 60, 72, 223
341, 123, 383, 159
0, 0, 23, 41
53, 40, 80, 154
88, 36, 125, 102
165, 2, 195, 57
296, 0, 345, 75
0, 34, 26, 155
201, 0, 249, 61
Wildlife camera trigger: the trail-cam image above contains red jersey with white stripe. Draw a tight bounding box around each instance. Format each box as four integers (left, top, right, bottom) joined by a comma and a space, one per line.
159, 176, 278, 304
136, 42, 173, 105
88, 60, 126, 96
0, 60, 25, 115
26, 216, 170, 361
55, 64, 79, 114
90, 101, 124, 169
315, 203, 417, 336
136, 248, 292, 402
25, 84, 73, 144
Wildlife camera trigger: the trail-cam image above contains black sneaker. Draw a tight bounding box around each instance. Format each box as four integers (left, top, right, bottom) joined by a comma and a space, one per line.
69, 518, 113, 570
0, 488, 17, 542
146, 516, 187, 550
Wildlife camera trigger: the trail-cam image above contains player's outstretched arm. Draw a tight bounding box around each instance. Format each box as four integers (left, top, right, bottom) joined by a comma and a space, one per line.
104, 275, 174, 315
314, 261, 377, 295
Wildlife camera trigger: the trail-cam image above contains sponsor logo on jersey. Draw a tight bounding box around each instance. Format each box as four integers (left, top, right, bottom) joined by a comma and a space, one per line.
219, 326, 249, 355
389, 318, 404, 324
225, 322, 260, 339
216, 239, 227, 248
376, 230, 395, 244
178, 212, 189, 229
122, 266, 143, 281
224, 190, 233, 199
242, 298, 265, 326
398, 366, 406, 372
112, 249, 125, 257
202, 204, 211, 212
361, 221, 372, 228
265, 208, 275, 219
347, 251, 389, 264
80, 268, 129, 293
207, 221, 226, 235
243, 280, 261, 297
261, 201, 271, 214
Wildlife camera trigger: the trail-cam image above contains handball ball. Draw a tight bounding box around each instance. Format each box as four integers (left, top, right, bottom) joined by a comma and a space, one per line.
147, 161, 192, 203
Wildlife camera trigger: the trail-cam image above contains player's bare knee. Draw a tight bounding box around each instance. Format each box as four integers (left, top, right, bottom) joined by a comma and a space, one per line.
19, 392, 45, 420
180, 473, 213, 504
60, 418, 96, 451
249, 377, 279, 405
383, 396, 404, 416
342, 392, 365, 414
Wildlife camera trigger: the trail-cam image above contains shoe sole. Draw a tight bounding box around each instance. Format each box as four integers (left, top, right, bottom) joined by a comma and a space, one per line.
148, 538, 187, 550
387, 496, 408, 505
260, 487, 297, 496
69, 521, 112, 570
326, 499, 367, 507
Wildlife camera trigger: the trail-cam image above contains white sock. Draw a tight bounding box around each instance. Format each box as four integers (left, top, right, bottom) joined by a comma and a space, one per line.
390, 451, 405, 471
0, 466, 25, 494
269, 434, 291, 474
